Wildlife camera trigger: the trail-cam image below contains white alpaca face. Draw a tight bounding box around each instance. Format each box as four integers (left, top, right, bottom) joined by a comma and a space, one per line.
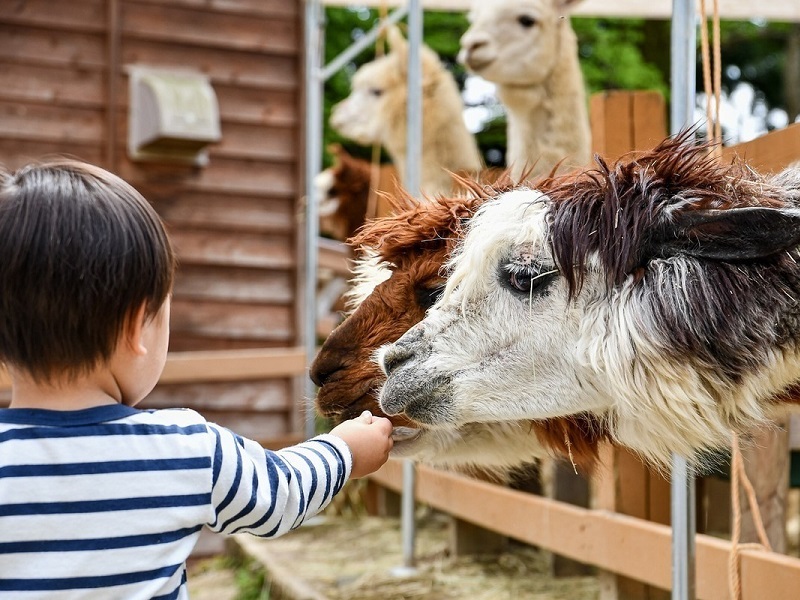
314, 169, 340, 217
378, 189, 613, 428
459, 0, 572, 85
330, 56, 399, 146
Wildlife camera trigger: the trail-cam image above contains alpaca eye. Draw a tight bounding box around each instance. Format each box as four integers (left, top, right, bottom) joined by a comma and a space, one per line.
509, 271, 533, 292
416, 284, 445, 310
502, 265, 558, 296
517, 15, 537, 28
369, 88, 384, 97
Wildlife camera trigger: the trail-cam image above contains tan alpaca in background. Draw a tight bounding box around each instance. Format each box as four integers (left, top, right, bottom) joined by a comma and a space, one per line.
330, 26, 483, 196
459, 0, 591, 181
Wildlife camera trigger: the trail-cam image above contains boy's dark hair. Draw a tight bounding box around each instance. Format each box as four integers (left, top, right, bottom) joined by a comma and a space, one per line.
0, 159, 176, 381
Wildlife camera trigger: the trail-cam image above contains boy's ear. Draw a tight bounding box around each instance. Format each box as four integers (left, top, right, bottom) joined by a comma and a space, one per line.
124, 303, 149, 356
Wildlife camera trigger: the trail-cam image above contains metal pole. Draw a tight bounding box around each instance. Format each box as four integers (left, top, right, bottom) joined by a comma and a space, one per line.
304, 0, 324, 441
306, 0, 421, 570
405, 3, 422, 196
670, 0, 697, 598
400, 0, 423, 573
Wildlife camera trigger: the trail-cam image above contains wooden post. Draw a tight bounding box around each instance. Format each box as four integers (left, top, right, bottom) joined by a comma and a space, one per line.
740, 423, 790, 553
363, 479, 402, 517
450, 467, 509, 556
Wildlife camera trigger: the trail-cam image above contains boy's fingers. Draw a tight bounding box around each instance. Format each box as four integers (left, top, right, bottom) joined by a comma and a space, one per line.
358, 410, 373, 423
373, 417, 393, 436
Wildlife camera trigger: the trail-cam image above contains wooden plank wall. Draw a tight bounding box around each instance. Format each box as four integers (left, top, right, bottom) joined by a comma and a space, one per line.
0, 0, 306, 438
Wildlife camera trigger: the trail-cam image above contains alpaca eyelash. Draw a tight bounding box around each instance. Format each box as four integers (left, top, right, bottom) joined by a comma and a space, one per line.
508, 264, 558, 280
531, 269, 558, 281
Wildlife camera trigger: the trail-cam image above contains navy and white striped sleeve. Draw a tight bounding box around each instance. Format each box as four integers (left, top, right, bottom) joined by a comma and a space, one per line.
204, 423, 352, 538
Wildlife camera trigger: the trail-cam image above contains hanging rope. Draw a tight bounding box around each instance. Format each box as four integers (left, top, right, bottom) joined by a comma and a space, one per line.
698, 2, 774, 596
698, 0, 722, 155
728, 432, 773, 599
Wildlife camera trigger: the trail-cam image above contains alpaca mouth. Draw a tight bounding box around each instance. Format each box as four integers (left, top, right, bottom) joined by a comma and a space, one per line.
465, 55, 495, 73
391, 426, 422, 442
315, 378, 379, 421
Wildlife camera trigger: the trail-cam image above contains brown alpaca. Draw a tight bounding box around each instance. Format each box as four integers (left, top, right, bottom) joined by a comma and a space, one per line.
317, 145, 373, 242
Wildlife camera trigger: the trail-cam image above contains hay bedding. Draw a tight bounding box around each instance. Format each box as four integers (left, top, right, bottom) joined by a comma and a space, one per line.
244, 510, 599, 600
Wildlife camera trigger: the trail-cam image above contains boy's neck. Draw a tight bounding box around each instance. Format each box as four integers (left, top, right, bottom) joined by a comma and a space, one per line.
8, 366, 124, 411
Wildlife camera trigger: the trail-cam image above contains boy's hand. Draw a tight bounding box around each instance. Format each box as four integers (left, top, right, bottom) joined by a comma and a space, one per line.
329, 411, 394, 478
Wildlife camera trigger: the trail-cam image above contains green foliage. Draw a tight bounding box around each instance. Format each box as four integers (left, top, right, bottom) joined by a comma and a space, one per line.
224, 554, 270, 600
573, 18, 668, 97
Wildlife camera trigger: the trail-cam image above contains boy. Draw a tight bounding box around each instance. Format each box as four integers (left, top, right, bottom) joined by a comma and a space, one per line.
0, 160, 394, 598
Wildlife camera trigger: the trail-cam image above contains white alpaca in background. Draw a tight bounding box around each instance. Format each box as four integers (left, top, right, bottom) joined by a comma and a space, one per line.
459, 0, 591, 181
330, 26, 483, 196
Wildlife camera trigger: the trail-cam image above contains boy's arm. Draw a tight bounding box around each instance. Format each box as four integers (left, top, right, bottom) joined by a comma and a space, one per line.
206, 423, 353, 538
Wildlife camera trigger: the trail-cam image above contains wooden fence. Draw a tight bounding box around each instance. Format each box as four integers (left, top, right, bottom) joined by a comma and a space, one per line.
370, 459, 800, 600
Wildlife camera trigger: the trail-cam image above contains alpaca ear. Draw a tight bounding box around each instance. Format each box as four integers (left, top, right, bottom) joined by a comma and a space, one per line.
653, 206, 800, 261
387, 25, 441, 87
386, 25, 408, 57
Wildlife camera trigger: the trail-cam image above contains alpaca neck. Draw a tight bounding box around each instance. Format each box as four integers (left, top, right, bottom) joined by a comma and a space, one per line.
384, 79, 483, 195
496, 20, 591, 181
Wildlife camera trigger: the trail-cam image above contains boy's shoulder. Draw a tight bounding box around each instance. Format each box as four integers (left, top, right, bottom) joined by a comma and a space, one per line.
134, 406, 209, 426
0, 404, 210, 430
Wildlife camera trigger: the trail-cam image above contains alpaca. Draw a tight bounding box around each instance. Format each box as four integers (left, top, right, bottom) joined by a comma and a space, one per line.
459, 0, 591, 182
316, 145, 372, 241
378, 134, 800, 468
330, 26, 483, 196
310, 183, 606, 470
315, 145, 403, 241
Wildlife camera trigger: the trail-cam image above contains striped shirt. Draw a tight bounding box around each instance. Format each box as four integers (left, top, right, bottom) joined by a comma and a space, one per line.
0, 404, 352, 599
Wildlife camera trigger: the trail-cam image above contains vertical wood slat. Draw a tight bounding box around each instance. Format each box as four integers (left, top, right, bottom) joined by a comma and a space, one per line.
107, 0, 120, 170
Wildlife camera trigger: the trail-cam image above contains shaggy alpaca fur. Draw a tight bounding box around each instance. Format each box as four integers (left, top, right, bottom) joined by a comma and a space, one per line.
459, 0, 591, 182
330, 26, 483, 196
311, 181, 607, 470
378, 134, 800, 468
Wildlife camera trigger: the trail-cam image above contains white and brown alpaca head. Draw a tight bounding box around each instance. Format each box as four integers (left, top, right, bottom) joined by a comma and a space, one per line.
330, 26, 482, 196
378, 135, 800, 467
311, 182, 607, 471
459, 0, 591, 181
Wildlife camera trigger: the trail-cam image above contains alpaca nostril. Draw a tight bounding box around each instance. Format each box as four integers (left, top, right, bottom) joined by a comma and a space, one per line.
467, 39, 488, 53
308, 364, 326, 387
309, 354, 341, 387
379, 343, 414, 377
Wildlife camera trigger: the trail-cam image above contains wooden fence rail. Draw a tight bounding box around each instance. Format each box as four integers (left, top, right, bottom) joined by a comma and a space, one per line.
369, 459, 800, 600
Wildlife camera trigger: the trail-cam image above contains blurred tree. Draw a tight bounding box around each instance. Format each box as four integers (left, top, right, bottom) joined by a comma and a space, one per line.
573, 18, 668, 97
641, 18, 798, 137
